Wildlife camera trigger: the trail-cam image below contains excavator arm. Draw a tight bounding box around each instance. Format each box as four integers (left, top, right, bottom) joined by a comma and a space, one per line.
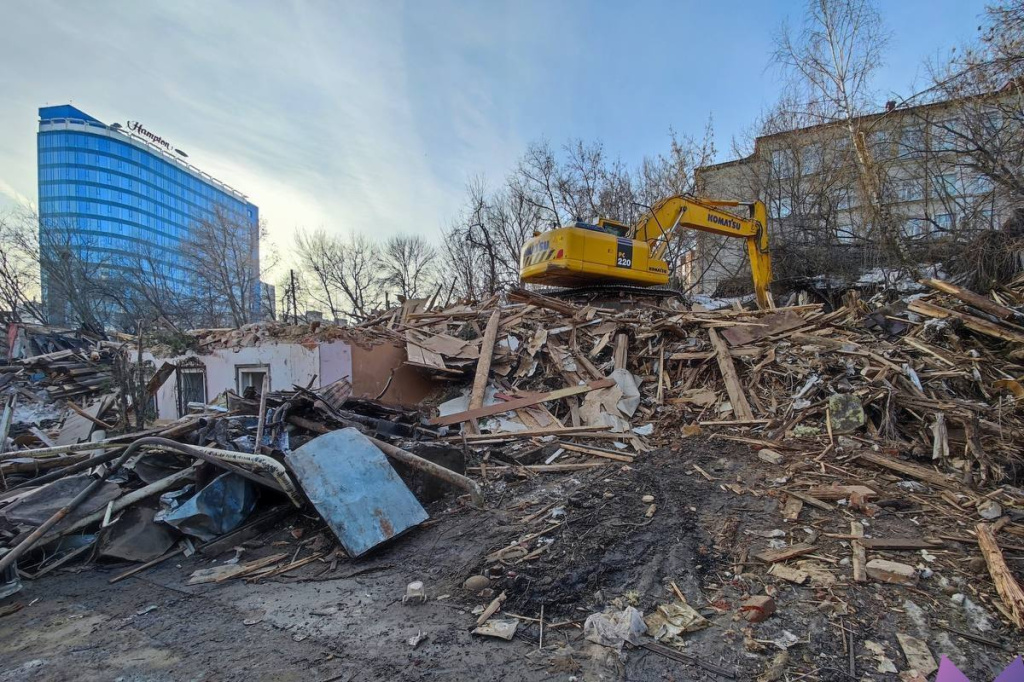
630, 196, 773, 309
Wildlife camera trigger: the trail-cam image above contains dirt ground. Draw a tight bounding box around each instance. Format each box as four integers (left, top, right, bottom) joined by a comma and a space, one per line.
1, 436, 1020, 681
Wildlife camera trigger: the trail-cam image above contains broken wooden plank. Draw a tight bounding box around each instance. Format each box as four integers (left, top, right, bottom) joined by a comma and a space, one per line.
804, 484, 877, 501
447, 425, 611, 441
66, 401, 113, 432
721, 309, 805, 345
754, 543, 816, 563
851, 521, 867, 583
977, 521, 1024, 630
920, 278, 1017, 321
854, 451, 960, 490
613, 333, 629, 371
467, 462, 608, 473
466, 310, 501, 435
908, 299, 1024, 344
555, 441, 635, 462
781, 488, 834, 511
187, 553, 289, 585
858, 537, 944, 550
145, 361, 177, 398
708, 328, 754, 421
781, 495, 803, 521
428, 378, 614, 426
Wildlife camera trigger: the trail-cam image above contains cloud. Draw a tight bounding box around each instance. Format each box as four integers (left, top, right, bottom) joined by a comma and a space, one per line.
0, 0, 524, 276
0, 178, 33, 209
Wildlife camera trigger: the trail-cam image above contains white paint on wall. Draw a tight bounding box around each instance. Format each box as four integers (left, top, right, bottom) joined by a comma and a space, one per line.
148, 340, 354, 420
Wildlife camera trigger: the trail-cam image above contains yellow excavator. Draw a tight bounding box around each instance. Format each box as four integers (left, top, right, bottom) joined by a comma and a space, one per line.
519, 195, 773, 309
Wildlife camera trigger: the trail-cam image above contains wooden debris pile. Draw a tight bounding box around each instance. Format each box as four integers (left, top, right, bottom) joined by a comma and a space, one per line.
363, 278, 1024, 489
1, 346, 117, 401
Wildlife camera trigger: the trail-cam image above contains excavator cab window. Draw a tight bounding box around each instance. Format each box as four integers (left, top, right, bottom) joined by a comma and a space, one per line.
573, 220, 628, 237
594, 218, 630, 238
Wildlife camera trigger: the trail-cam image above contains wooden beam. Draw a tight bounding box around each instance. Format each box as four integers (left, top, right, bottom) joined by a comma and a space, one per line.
858, 537, 944, 550
446, 425, 611, 441
613, 333, 629, 371
854, 451, 960, 489
851, 521, 867, 583
507, 288, 580, 317
920, 278, 1017, 320
555, 441, 635, 462
708, 328, 753, 421
145, 361, 177, 398
468, 462, 608, 473
908, 299, 1024, 344
428, 379, 614, 426
977, 521, 1024, 630
466, 310, 501, 435
755, 543, 816, 563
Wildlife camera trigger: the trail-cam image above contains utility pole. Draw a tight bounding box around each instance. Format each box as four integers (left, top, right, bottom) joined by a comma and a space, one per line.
289, 269, 299, 324
136, 319, 145, 430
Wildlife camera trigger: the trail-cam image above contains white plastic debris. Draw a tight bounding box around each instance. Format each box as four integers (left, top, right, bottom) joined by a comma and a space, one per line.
583, 607, 646, 650
403, 580, 427, 604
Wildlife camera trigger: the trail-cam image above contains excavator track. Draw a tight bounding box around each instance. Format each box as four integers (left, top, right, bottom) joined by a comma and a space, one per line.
543, 284, 686, 300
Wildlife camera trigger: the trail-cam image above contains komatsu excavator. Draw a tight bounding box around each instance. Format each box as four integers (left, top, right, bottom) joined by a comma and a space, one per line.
519, 196, 773, 308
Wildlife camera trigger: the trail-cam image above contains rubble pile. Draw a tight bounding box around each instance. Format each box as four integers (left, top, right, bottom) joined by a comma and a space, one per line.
2, 275, 1024, 679
1, 342, 117, 403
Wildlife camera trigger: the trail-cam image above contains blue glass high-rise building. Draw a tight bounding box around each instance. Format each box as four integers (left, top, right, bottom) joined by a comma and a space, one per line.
37, 104, 259, 324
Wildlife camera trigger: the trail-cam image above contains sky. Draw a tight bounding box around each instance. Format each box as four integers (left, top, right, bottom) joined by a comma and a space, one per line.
0, 0, 989, 275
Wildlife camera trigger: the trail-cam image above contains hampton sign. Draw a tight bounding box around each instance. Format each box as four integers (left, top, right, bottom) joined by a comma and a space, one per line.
126, 120, 172, 151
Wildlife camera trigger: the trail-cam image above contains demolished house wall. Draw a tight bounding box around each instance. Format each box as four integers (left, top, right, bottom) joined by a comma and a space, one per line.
147, 338, 432, 419
149, 342, 343, 419
348, 340, 434, 407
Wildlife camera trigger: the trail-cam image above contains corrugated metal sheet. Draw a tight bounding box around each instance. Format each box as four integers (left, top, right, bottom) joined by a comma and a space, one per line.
286, 428, 428, 557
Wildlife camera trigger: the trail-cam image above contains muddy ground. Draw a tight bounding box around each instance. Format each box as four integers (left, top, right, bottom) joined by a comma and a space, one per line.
1, 436, 1020, 681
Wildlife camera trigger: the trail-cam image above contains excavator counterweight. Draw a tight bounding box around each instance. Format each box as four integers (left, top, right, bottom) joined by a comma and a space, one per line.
519, 195, 773, 308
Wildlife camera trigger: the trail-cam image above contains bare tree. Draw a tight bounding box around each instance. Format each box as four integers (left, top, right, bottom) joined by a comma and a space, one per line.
897, 1, 1024, 287
379, 234, 438, 301
773, 0, 899, 255
0, 213, 45, 322
31, 213, 116, 330
106, 241, 202, 332
295, 230, 382, 320
183, 205, 264, 328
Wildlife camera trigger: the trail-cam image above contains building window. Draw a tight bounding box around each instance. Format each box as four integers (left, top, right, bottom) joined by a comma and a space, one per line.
931, 119, 961, 152
236, 365, 269, 396
836, 190, 856, 211
836, 222, 857, 244
933, 173, 959, 198
934, 213, 953, 232
900, 126, 925, 156
901, 218, 927, 239
771, 150, 794, 178
895, 178, 923, 203
774, 196, 792, 218
801, 145, 821, 174
966, 175, 995, 196
177, 364, 207, 416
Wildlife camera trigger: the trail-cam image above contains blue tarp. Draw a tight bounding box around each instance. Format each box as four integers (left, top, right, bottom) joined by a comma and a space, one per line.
286, 428, 428, 557
155, 472, 258, 541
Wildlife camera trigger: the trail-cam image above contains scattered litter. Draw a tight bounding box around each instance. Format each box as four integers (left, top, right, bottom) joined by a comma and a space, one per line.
583, 607, 646, 650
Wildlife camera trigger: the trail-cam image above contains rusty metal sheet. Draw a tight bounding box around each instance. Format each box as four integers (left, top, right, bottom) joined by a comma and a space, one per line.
286, 428, 427, 557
